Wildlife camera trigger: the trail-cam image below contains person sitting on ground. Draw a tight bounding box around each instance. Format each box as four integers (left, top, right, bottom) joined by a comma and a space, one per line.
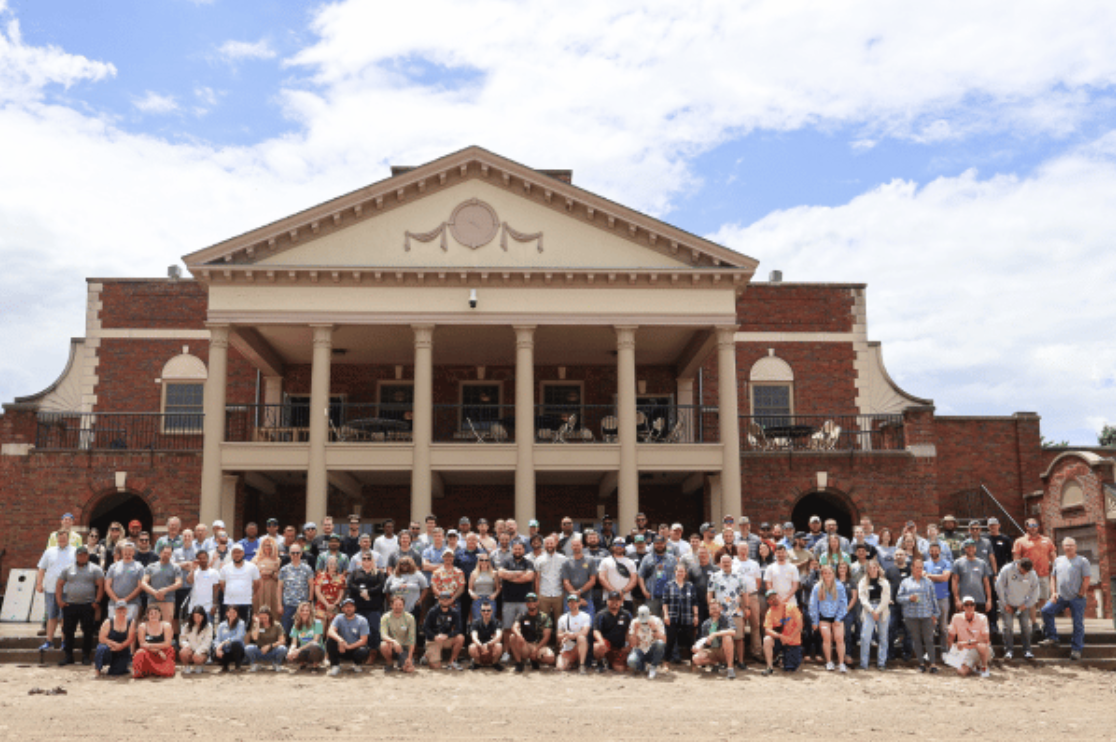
213, 604, 247, 672
93, 600, 135, 678
857, 559, 892, 670
556, 594, 593, 674
468, 600, 504, 671
133, 604, 176, 678
808, 564, 849, 673
423, 591, 465, 670
996, 557, 1038, 660
380, 593, 417, 673
287, 601, 325, 670
627, 604, 667, 679
691, 600, 737, 679
178, 606, 212, 675
246, 605, 288, 672
948, 595, 991, 677
592, 590, 633, 673
327, 598, 371, 675
509, 592, 554, 672
761, 590, 803, 675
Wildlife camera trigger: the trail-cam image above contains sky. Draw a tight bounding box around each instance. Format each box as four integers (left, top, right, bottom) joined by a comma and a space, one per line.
0, 0, 1113, 445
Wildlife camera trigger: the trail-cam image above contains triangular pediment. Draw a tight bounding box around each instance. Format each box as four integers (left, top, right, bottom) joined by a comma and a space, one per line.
183, 147, 758, 276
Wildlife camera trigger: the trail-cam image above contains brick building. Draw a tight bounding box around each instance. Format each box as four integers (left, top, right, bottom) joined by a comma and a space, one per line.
2, 146, 1111, 614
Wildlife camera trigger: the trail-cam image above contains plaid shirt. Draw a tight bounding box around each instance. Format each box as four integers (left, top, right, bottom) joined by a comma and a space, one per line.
896, 575, 941, 619
663, 580, 697, 623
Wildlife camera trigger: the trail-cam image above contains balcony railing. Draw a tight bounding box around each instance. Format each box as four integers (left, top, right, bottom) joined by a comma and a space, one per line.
225, 403, 417, 443
740, 414, 905, 452
433, 403, 515, 443
35, 411, 204, 451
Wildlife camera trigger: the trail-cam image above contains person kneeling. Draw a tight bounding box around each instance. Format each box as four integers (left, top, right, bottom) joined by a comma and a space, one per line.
468, 599, 505, 671
424, 591, 465, 670
380, 594, 416, 673
627, 605, 666, 680
509, 592, 555, 672
948, 595, 991, 678
691, 601, 736, 679
245, 606, 288, 672
761, 590, 803, 675
327, 598, 371, 676
556, 594, 592, 674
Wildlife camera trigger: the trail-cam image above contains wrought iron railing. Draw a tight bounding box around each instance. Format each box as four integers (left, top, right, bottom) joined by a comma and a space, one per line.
433, 403, 516, 443
224, 403, 417, 443
35, 411, 204, 451
739, 414, 905, 452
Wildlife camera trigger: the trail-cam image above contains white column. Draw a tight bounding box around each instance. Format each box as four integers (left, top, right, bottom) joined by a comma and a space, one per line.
615, 325, 639, 533
219, 474, 239, 532
262, 376, 283, 407
677, 377, 694, 443
716, 325, 742, 520
305, 324, 333, 524
199, 323, 229, 526
514, 325, 536, 524
411, 324, 435, 522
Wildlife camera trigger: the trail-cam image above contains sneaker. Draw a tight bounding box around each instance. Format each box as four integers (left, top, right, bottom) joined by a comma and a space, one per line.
38, 641, 52, 652
250, 664, 260, 673
1024, 651, 1035, 660
877, 664, 887, 671
596, 661, 607, 674
648, 667, 657, 680
448, 661, 462, 671
530, 660, 540, 671
273, 664, 283, 672
579, 665, 587, 675
726, 667, 736, 679
1003, 651, 1013, 660
1038, 638, 1058, 647
470, 661, 480, 671
929, 666, 939, 674
493, 662, 505, 672
918, 664, 926, 673
514, 662, 525, 673
1070, 650, 1082, 661
58, 656, 74, 667
328, 666, 341, 677
384, 664, 395, 674
352, 664, 363, 673
860, 663, 869, 671
979, 668, 990, 678
825, 662, 835, 672
761, 667, 774, 676
838, 663, 848, 674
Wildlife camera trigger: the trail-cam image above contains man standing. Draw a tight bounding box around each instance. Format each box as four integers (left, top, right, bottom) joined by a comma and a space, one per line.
237, 521, 261, 561
597, 539, 638, 611
533, 536, 568, 631
996, 557, 1038, 660
423, 591, 465, 670
556, 594, 592, 673
1014, 518, 1058, 640
187, 549, 221, 621
708, 554, 748, 671
36, 530, 76, 651
341, 515, 364, 557
810, 519, 849, 558
738, 517, 762, 560
986, 517, 1014, 635
789, 532, 813, 576
925, 542, 953, 656
940, 515, 964, 559
668, 524, 691, 559
209, 529, 234, 572
638, 535, 678, 619
966, 521, 997, 573
505, 518, 529, 550
764, 544, 801, 606
497, 541, 536, 631
804, 515, 825, 550
557, 517, 578, 556
948, 595, 991, 677
142, 544, 183, 630
951, 539, 994, 618
105, 540, 145, 622
733, 543, 764, 661
561, 537, 598, 621
219, 543, 260, 623
55, 546, 104, 665
373, 519, 399, 564
1040, 537, 1091, 660
599, 515, 616, 548
327, 598, 371, 675
316, 534, 350, 573
153, 516, 183, 554
47, 513, 83, 549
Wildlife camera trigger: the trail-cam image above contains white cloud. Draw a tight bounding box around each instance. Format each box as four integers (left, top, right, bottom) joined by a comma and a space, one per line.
133, 90, 179, 114
217, 38, 276, 63
0, 16, 116, 104
194, 86, 219, 106
708, 140, 1116, 444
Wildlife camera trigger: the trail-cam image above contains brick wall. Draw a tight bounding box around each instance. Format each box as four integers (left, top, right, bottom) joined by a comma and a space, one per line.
934, 416, 1039, 521
737, 284, 858, 333
98, 279, 208, 330
735, 343, 858, 416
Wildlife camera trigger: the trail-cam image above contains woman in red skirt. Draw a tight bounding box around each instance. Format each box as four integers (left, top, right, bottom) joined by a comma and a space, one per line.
133, 605, 176, 678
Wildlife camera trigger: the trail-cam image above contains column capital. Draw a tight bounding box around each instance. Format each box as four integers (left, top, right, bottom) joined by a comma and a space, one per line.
206, 323, 231, 349
513, 325, 536, 349
412, 323, 435, 349
311, 324, 334, 349
715, 325, 738, 349
614, 325, 638, 350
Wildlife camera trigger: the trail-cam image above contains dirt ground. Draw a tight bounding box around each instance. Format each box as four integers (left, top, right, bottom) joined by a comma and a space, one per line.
1, 660, 1114, 740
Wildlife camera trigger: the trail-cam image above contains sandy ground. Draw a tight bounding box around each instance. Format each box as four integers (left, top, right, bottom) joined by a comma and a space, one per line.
2, 659, 1115, 741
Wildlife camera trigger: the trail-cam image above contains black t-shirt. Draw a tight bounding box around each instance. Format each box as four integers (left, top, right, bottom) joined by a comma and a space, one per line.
885, 565, 910, 601
988, 534, 1013, 573
595, 608, 632, 647
515, 610, 550, 643
471, 618, 500, 644
501, 557, 535, 602
867, 577, 883, 604
135, 550, 157, 567
349, 569, 385, 613
341, 535, 363, 558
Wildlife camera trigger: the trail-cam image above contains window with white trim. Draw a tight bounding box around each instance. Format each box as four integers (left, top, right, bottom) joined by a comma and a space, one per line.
159, 350, 207, 434
749, 354, 794, 427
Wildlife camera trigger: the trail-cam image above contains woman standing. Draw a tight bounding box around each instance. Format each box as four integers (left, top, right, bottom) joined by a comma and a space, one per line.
245, 605, 288, 671
875, 529, 897, 573
819, 535, 850, 569
857, 560, 891, 670
313, 555, 347, 622
132, 605, 176, 678
385, 556, 429, 648
286, 601, 325, 670
178, 606, 213, 674
755, 542, 774, 567
213, 604, 247, 672
92, 600, 135, 678
468, 554, 501, 621
896, 556, 941, 673
808, 564, 848, 672
253, 537, 283, 617
836, 560, 859, 661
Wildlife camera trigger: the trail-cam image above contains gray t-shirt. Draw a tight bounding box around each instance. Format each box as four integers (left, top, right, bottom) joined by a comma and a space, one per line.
59, 563, 104, 604
1053, 554, 1091, 600
145, 561, 183, 597
953, 556, 993, 603
107, 560, 146, 604
560, 555, 597, 592
331, 613, 370, 644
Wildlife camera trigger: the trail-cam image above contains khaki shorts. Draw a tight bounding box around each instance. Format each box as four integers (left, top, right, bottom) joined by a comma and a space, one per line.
1036, 579, 1051, 603
424, 638, 457, 663
732, 616, 745, 640
699, 646, 728, 664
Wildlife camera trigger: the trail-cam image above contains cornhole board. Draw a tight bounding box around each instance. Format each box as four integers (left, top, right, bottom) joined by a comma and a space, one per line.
1, 569, 38, 622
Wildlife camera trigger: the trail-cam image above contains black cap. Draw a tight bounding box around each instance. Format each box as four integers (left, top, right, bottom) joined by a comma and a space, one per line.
607, 591, 622, 600
653, 534, 666, 543
267, 518, 279, 525
794, 531, 809, 540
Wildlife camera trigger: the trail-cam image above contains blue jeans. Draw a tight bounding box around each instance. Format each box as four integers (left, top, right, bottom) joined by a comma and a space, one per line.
244, 644, 288, 667
1041, 596, 1086, 652
843, 611, 859, 657
860, 609, 888, 668
889, 604, 913, 660
627, 641, 665, 671
281, 605, 299, 636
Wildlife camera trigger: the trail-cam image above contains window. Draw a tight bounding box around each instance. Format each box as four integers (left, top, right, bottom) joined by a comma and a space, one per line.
461, 382, 502, 430
377, 383, 414, 422
286, 394, 346, 428
164, 383, 204, 433
1061, 480, 1085, 509
541, 382, 583, 419
749, 354, 794, 427
1054, 526, 1101, 582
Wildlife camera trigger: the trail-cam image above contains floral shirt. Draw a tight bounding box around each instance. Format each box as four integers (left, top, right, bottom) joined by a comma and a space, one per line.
279, 562, 314, 607
431, 566, 466, 598
708, 569, 747, 617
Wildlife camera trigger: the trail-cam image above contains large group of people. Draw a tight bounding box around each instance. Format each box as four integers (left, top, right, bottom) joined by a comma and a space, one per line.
32, 508, 1092, 680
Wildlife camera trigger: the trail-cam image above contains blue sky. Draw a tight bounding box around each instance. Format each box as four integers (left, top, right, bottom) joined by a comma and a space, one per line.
1, 0, 1114, 446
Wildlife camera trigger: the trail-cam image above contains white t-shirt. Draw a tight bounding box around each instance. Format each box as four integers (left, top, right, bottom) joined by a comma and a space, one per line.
38, 545, 76, 592
598, 556, 638, 601
372, 535, 399, 563
732, 558, 763, 595
189, 567, 221, 612
557, 611, 592, 652
219, 561, 260, 605
669, 539, 692, 558
764, 561, 801, 605
630, 616, 665, 651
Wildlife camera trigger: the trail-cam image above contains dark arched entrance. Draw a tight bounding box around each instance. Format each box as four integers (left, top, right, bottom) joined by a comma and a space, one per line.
88, 492, 153, 537
791, 491, 856, 536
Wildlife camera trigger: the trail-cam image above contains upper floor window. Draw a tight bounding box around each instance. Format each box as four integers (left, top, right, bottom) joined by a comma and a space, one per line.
160, 350, 207, 434
378, 382, 414, 423
749, 353, 794, 427
461, 382, 502, 429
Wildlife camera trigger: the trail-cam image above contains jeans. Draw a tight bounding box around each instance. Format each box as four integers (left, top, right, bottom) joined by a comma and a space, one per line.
934, 597, 951, 655
281, 605, 299, 636
905, 616, 936, 665
61, 603, 96, 658
843, 611, 859, 657
94, 644, 131, 676
244, 644, 289, 667
627, 641, 665, 671
216, 640, 245, 669
1002, 607, 1033, 654
326, 638, 371, 667
664, 620, 696, 662
860, 609, 888, 668
359, 610, 382, 651
889, 604, 913, 660
1042, 595, 1086, 652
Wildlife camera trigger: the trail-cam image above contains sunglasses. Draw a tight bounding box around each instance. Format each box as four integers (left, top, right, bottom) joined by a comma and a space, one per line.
1026, 522, 1039, 528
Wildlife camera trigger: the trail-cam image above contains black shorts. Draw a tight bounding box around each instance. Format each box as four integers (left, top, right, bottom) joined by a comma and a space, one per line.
817, 616, 837, 625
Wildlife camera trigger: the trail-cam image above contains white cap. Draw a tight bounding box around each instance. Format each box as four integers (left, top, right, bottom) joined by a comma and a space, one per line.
212, 520, 226, 529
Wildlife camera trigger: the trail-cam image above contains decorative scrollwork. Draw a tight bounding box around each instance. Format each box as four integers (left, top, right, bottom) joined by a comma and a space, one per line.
404, 223, 447, 252
501, 222, 544, 253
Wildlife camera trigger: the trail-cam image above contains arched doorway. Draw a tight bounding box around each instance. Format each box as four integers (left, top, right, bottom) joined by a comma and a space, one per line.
88, 491, 153, 537
791, 491, 856, 536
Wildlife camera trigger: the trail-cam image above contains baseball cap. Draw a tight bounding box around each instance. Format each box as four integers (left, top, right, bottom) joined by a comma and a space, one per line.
943, 514, 957, 522
62, 512, 74, 520
723, 515, 735, 522
633, 535, 645, 543
968, 521, 982, 528
459, 516, 470, 523
607, 591, 622, 600
525, 592, 538, 601
212, 519, 226, 529
447, 529, 459, 537
528, 519, 540, 528
765, 589, 777, 598
700, 522, 713, 533
231, 543, 245, 552
760, 522, 771, 529
439, 591, 453, 600
612, 538, 626, 548
961, 595, 976, 604
75, 546, 89, 555
987, 517, 1000, 525
303, 522, 317, 530
671, 523, 683, 531
113, 600, 128, 610
129, 519, 142, 528
809, 516, 821, 524
328, 533, 341, 542
740, 516, 751, 525
267, 518, 279, 525
794, 531, 809, 540
637, 605, 651, 622
962, 538, 976, 547
783, 521, 795, 531
341, 598, 355, 607
652, 534, 665, 543
566, 594, 579, 603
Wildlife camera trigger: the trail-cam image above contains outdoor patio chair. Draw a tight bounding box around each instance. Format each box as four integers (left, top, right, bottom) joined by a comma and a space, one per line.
600, 415, 618, 442
809, 420, 836, 450
464, 417, 487, 443
747, 420, 771, 451
640, 417, 665, 442
490, 422, 509, 442
662, 418, 685, 443
553, 414, 578, 443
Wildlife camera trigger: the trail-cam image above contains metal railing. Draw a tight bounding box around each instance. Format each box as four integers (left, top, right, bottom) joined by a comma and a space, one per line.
433, 403, 516, 443
35, 411, 204, 451
225, 403, 417, 443
739, 414, 905, 452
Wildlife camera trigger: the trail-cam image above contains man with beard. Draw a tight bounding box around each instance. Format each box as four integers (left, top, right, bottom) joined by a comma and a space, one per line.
219, 543, 260, 623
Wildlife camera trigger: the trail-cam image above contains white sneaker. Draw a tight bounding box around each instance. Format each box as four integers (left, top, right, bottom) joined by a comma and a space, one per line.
979, 668, 990, 678
825, 662, 835, 671
1024, 651, 1035, 660
838, 663, 848, 674
328, 666, 341, 677
273, 664, 284, 672
249, 664, 260, 673
352, 664, 363, 673
1003, 651, 1013, 660
648, 667, 657, 680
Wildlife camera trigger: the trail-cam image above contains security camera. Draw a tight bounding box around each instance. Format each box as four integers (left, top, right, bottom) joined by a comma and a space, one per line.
469, 289, 477, 309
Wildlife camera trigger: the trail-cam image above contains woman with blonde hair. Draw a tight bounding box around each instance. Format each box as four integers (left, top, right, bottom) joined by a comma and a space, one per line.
808, 564, 848, 672
133, 604, 176, 678
857, 559, 891, 670
253, 536, 283, 617
386, 555, 429, 648
468, 552, 502, 621
286, 601, 325, 670
313, 554, 347, 622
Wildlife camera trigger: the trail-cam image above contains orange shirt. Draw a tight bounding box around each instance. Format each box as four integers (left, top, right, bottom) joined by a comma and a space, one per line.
1013, 535, 1057, 577
763, 604, 802, 646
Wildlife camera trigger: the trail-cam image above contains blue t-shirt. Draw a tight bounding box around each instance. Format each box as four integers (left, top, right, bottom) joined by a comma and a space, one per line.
331, 613, 370, 644
925, 558, 952, 600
